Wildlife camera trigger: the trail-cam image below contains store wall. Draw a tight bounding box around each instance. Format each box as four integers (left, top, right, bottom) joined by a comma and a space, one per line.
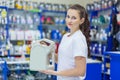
25, 0, 98, 7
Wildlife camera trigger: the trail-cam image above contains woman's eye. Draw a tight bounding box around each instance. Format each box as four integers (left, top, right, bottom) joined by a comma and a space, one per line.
66, 15, 76, 20
72, 16, 76, 19
66, 15, 70, 18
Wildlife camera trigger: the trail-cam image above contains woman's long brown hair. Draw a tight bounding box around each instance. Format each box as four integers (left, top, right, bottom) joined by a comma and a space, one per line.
69, 4, 91, 57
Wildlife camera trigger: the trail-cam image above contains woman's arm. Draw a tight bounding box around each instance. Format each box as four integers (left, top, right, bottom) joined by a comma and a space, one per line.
57, 56, 86, 76
41, 56, 86, 77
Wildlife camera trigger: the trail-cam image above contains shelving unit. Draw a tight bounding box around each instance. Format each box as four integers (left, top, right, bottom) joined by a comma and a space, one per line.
4, 8, 41, 80
103, 2, 120, 80
104, 51, 120, 80
0, 6, 9, 80
0, 0, 68, 79
87, 0, 120, 80
87, 0, 119, 79
103, 5, 118, 80
41, 10, 66, 43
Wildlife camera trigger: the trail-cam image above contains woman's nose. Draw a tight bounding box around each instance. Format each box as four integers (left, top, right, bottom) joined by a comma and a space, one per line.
67, 18, 72, 22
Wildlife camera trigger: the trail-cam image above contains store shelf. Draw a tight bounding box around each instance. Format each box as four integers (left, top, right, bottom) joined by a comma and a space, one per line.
8, 8, 41, 13
13, 53, 30, 56
7, 61, 29, 64
102, 71, 110, 75
90, 39, 107, 43
91, 54, 103, 57
9, 67, 29, 71
42, 24, 66, 27
87, 58, 101, 63
0, 6, 7, 9
88, 7, 113, 14
0, 61, 29, 64
42, 10, 67, 14
105, 51, 120, 55
9, 22, 39, 26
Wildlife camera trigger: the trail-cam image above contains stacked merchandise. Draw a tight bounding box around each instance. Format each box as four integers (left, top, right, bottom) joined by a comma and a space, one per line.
114, 1, 120, 50
0, 0, 70, 80
86, 0, 119, 79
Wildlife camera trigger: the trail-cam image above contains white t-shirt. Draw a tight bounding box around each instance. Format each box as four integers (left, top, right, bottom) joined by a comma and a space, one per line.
57, 30, 88, 80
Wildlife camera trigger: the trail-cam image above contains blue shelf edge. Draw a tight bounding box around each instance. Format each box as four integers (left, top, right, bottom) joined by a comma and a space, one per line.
42, 10, 67, 14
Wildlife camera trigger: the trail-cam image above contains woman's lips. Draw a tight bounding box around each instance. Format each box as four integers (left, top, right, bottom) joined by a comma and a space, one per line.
68, 23, 72, 26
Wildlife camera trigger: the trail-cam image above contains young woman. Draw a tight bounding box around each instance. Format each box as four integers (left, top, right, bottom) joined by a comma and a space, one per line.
41, 4, 90, 80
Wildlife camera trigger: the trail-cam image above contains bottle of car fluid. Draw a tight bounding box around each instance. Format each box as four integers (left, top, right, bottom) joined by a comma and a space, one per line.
30, 39, 55, 71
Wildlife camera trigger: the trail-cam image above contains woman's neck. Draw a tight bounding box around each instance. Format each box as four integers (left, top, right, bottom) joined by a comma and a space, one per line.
69, 29, 80, 36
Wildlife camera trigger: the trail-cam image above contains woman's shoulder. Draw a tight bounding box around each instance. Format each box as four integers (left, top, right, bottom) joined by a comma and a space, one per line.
72, 30, 86, 43
73, 30, 85, 38
63, 32, 70, 37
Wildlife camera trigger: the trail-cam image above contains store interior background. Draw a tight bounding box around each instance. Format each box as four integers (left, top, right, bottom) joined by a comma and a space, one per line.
26, 0, 97, 6
0, 0, 120, 80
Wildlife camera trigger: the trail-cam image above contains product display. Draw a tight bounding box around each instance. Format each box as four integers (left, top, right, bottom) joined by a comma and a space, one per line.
0, 1, 68, 79
87, 0, 120, 80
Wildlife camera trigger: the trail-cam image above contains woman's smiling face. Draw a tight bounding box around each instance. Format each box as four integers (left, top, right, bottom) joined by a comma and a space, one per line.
66, 9, 82, 31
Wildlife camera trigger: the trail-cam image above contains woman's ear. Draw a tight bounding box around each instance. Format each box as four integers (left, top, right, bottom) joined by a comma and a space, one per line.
80, 18, 85, 24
